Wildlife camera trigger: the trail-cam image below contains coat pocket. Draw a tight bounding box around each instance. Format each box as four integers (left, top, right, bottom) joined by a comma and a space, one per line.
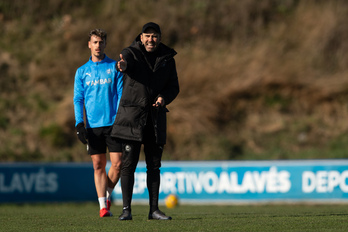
120, 103, 147, 128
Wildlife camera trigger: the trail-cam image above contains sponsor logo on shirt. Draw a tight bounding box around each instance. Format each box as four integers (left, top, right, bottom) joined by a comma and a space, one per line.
86, 78, 112, 86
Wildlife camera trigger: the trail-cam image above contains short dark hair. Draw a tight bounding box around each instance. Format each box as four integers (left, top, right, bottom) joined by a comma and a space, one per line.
88, 29, 107, 42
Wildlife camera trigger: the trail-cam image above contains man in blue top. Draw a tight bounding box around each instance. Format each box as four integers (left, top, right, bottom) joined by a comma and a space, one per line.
74, 29, 123, 217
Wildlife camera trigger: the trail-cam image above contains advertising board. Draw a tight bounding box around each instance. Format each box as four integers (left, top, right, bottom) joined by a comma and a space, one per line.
1, 160, 348, 203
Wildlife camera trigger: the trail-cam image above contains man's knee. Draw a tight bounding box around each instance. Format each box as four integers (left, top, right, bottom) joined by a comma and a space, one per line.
147, 167, 160, 176
91, 154, 107, 171
110, 152, 122, 169
110, 160, 122, 172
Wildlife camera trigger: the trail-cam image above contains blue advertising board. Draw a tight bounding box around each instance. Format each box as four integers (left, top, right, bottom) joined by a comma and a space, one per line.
1, 160, 348, 203
0, 162, 95, 203
111, 160, 348, 204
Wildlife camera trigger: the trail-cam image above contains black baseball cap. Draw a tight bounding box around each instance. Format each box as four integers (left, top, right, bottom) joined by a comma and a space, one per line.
142, 22, 161, 35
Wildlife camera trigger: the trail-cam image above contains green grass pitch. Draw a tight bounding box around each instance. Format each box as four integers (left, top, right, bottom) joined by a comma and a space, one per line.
1, 203, 348, 231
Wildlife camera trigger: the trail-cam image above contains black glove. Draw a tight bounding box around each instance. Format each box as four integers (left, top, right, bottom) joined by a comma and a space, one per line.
76, 123, 87, 144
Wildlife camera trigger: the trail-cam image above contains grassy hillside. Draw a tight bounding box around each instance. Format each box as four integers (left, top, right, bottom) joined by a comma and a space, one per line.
1, 0, 348, 161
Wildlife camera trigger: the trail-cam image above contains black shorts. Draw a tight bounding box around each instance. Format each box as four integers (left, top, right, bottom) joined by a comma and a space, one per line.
86, 126, 122, 155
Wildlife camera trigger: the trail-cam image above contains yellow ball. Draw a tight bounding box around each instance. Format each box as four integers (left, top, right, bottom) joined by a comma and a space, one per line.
165, 194, 178, 208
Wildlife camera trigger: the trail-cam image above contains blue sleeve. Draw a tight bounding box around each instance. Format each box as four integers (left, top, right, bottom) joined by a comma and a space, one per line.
73, 68, 85, 127
115, 70, 123, 112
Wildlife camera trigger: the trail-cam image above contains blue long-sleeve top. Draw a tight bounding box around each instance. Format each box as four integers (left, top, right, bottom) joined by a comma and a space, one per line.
73, 55, 123, 128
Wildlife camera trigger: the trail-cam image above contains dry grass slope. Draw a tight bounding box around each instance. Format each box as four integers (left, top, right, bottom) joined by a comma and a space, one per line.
0, 0, 348, 161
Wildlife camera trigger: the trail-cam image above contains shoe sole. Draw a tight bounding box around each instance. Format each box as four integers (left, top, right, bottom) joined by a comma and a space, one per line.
148, 216, 172, 220
119, 217, 132, 221
100, 213, 113, 217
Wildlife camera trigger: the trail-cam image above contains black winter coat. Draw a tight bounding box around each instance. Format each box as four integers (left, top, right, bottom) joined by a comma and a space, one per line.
111, 35, 179, 144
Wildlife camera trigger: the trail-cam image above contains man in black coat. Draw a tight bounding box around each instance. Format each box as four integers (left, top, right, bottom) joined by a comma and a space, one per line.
112, 22, 179, 220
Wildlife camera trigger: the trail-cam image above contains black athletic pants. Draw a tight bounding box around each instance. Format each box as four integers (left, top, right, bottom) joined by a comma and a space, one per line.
120, 120, 163, 213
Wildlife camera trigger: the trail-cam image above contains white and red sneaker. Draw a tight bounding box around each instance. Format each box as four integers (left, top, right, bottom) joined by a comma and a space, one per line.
100, 208, 113, 217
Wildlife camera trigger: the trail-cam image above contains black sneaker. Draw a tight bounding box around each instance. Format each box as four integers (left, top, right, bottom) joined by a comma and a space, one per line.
148, 210, 172, 220
119, 209, 132, 220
